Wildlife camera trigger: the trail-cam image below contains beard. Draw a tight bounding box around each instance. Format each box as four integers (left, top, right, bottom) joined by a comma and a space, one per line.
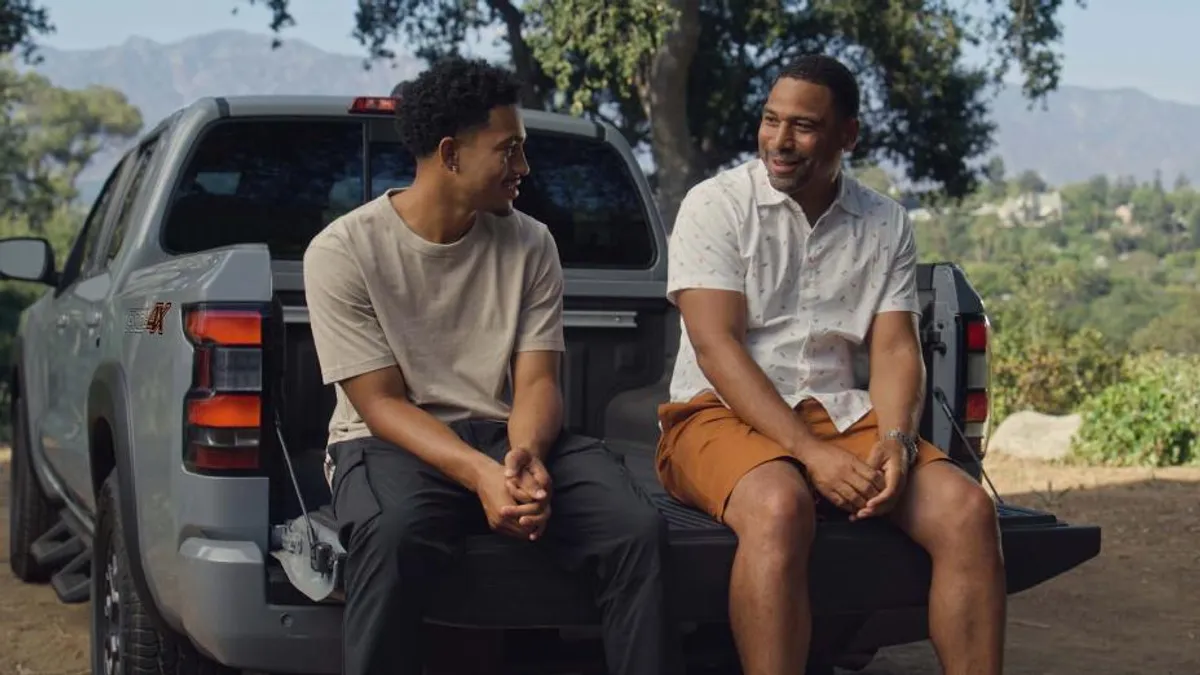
761, 150, 815, 193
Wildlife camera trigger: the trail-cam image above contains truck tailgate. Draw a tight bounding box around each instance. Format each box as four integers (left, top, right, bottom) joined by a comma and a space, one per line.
269, 441, 1101, 628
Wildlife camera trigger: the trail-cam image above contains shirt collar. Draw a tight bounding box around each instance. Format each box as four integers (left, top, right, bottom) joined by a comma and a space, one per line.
751, 158, 865, 217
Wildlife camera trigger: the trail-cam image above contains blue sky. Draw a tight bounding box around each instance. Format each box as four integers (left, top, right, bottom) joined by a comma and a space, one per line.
34, 0, 1200, 106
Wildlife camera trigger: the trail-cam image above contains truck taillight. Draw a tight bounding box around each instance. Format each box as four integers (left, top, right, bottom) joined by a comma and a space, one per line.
183, 305, 266, 474
964, 314, 991, 459
348, 96, 397, 114
966, 318, 988, 352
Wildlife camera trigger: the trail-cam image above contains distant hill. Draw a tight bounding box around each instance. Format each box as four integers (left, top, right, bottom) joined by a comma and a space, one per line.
27, 30, 423, 194
988, 84, 1200, 187
25, 30, 1200, 197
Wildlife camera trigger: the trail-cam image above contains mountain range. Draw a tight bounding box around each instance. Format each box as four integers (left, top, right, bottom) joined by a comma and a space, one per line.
25, 29, 1200, 194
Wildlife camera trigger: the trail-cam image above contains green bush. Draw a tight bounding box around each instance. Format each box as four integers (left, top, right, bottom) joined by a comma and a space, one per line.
987, 261, 1128, 423
990, 324, 1128, 423
1071, 352, 1200, 467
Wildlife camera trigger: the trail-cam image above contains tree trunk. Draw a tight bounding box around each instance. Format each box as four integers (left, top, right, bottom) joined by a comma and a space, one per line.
489, 0, 548, 108
640, 0, 701, 232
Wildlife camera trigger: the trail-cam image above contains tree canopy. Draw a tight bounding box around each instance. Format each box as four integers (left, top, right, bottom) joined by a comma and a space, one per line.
0, 0, 52, 64
1, 0, 1085, 222
0, 60, 142, 229
0, 58, 141, 417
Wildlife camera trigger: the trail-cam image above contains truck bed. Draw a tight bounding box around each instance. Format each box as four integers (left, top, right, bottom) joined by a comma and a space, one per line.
269, 440, 1102, 629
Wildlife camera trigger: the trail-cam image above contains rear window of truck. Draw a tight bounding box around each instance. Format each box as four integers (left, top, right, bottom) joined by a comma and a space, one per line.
161, 119, 656, 269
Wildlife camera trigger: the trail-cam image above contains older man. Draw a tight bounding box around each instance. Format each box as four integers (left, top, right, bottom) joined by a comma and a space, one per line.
655, 54, 1007, 675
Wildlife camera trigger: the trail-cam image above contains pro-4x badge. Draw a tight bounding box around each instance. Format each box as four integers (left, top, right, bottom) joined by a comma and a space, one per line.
125, 301, 173, 335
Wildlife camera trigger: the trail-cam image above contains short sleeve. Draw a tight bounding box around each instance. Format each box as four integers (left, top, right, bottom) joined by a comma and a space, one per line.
666, 181, 746, 305
516, 225, 566, 353
303, 240, 397, 384
876, 210, 920, 315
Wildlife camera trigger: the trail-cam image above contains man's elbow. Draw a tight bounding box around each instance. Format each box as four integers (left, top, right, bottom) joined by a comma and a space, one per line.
691, 332, 741, 372
871, 342, 925, 379
340, 373, 408, 431
344, 394, 392, 437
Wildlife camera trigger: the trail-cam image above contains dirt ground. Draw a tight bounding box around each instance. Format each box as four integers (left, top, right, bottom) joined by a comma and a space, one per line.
2, 449, 1199, 675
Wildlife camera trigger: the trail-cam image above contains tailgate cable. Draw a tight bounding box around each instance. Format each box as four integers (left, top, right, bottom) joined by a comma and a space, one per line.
274, 408, 319, 545
934, 389, 1005, 505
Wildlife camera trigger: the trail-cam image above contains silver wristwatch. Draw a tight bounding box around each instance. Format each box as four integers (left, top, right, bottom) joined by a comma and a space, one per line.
884, 429, 919, 468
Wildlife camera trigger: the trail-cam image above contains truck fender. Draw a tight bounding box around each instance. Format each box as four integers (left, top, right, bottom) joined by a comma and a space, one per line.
88, 362, 173, 633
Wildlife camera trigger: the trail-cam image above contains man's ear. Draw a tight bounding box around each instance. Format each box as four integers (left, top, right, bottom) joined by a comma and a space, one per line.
437, 136, 459, 173
842, 118, 860, 153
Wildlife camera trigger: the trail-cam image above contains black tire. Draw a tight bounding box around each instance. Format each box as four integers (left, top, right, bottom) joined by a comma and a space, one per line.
8, 388, 57, 583
92, 472, 236, 675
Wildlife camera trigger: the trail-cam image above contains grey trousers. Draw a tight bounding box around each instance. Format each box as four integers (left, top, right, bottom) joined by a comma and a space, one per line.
329, 420, 682, 675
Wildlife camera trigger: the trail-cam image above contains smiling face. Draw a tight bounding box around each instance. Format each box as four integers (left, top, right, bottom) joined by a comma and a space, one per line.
440, 104, 530, 217
757, 75, 859, 196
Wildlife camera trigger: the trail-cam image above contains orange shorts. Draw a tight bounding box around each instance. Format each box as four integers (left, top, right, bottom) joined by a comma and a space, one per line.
655, 391, 949, 523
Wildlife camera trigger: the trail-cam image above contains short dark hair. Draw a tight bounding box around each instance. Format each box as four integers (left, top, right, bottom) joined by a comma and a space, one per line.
776, 54, 860, 121
393, 56, 523, 158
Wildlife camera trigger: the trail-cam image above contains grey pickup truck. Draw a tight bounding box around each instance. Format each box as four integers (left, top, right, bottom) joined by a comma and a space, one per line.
5, 94, 1102, 674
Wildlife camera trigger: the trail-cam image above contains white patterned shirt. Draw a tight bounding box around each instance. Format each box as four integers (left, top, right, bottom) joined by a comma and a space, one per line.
666, 158, 920, 433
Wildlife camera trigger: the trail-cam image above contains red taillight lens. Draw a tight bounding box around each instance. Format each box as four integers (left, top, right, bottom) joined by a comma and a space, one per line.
966, 318, 988, 352
349, 96, 398, 114
965, 390, 989, 423
188, 394, 261, 427
187, 429, 261, 470
183, 305, 266, 474
186, 309, 261, 346
963, 315, 991, 459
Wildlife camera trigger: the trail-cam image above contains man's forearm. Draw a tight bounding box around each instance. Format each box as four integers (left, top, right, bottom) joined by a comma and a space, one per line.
694, 336, 819, 459
363, 397, 496, 493
508, 375, 563, 460
868, 344, 925, 438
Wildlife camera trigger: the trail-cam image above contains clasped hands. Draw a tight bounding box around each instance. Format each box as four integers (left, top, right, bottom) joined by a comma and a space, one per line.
799, 437, 911, 522
477, 446, 552, 542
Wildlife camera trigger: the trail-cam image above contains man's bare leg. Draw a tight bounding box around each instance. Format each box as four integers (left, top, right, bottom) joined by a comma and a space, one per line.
722, 460, 817, 675
889, 461, 1006, 675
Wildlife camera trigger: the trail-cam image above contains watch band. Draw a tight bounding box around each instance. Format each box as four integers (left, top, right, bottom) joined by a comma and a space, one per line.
884, 429, 919, 467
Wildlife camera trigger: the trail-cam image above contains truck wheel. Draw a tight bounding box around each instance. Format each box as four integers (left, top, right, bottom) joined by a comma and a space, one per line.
92, 473, 235, 674
8, 389, 56, 582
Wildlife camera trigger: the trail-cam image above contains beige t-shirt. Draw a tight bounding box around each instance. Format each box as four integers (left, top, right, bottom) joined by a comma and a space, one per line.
302, 189, 566, 448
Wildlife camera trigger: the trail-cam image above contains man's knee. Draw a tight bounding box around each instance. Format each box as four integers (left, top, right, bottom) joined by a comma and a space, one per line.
725, 460, 816, 549
951, 479, 1001, 541
927, 473, 1002, 558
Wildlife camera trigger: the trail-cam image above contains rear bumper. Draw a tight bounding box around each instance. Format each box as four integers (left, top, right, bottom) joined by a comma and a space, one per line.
177, 537, 342, 674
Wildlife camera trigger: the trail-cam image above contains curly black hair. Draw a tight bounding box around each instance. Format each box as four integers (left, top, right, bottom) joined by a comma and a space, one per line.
776, 54, 860, 121
393, 56, 523, 159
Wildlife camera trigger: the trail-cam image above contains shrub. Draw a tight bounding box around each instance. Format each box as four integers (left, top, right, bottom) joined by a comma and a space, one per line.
1071, 352, 1200, 467
988, 259, 1129, 427
990, 324, 1127, 423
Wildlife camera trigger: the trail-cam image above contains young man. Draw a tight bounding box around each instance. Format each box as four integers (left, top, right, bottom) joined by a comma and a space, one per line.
304, 57, 679, 675
656, 55, 1007, 675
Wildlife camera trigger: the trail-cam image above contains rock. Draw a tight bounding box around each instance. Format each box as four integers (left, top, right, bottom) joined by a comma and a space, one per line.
988, 410, 1082, 461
